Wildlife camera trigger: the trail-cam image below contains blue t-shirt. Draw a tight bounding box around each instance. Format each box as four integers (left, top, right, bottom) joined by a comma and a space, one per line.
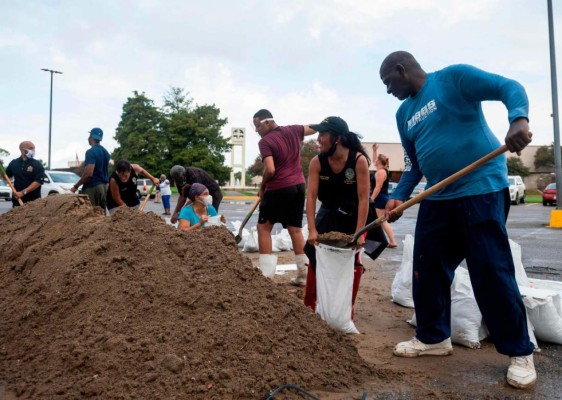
83, 144, 110, 189
391, 64, 528, 201
178, 204, 218, 226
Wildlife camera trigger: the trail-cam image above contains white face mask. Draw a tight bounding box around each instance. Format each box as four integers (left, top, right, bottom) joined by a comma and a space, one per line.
203, 195, 213, 206
25, 150, 35, 159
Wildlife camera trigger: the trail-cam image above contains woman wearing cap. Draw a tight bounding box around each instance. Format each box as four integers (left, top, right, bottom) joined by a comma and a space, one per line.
107, 160, 159, 215
304, 116, 387, 319
178, 183, 225, 231
370, 143, 398, 248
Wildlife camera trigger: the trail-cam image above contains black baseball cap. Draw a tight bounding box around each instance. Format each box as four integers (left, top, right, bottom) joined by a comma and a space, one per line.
310, 116, 349, 136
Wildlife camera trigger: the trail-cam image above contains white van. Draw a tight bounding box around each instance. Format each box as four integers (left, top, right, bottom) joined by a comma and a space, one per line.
42, 170, 82, 197
508, 175, 526, 205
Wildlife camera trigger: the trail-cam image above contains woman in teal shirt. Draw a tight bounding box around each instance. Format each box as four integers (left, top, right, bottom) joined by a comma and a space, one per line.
178, 183, 224, 231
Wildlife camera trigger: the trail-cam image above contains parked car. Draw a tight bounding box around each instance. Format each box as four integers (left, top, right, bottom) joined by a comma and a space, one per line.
0, 179, 12, 202
42, 170, 82, 197
137, 178, 156, 199
508, 175, 526, 205
410, 182, 426, 199
542, 183, 557, 206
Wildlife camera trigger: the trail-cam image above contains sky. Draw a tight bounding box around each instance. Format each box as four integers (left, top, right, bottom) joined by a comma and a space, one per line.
1, 0, 561, 172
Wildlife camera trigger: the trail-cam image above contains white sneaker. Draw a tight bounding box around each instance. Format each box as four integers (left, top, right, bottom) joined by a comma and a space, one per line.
393, 337, 453, 357
507, 355, 537, 389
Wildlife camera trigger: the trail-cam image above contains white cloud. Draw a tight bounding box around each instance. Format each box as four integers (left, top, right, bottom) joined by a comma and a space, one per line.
1, 0, 561, 173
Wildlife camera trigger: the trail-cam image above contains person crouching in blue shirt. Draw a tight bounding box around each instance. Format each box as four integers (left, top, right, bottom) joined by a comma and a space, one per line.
178, 183, 225, 231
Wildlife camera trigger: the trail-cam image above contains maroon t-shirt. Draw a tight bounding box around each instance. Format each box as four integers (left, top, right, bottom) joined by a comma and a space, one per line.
258, 125, 305, 191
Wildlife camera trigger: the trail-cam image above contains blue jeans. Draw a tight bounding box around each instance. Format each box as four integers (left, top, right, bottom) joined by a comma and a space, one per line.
413, 189, 533, 357
162, 194, 171, 210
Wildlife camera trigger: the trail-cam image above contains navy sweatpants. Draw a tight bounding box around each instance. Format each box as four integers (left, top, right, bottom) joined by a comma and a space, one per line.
413, 189, 534, 357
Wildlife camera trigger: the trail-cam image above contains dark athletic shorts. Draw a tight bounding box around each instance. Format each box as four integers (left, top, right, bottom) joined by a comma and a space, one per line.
258, 183, 305, 228
373, 193, 389, 209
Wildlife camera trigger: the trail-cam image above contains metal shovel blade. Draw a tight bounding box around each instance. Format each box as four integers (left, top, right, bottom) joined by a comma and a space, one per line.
233, 198, 260, 245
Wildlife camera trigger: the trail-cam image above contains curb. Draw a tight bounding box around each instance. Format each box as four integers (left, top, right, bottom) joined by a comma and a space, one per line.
223, 196, 259, 201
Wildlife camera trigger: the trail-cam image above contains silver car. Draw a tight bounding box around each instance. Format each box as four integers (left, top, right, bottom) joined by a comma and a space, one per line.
0, 179, 12, 202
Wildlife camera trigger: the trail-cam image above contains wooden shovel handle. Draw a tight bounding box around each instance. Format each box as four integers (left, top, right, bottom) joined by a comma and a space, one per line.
238, 198, 260, 233
139, 184, 156, 211
351, 145, 508, 243
0, 164, 24, 206
393, 144, 508, 214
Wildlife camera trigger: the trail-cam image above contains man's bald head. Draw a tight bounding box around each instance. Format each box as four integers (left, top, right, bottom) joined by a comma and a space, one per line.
19, 141, 34, 150
379, 51, 421, 77
379, 51, 426, 100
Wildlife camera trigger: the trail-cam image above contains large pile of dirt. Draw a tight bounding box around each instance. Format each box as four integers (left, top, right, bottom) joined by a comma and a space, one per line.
0, 195, 375, 399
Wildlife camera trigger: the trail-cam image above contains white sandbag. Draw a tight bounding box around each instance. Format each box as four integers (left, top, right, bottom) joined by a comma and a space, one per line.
526, 310, 540, 351
315, 243, 359, 334
519, 286, 562, 345
391, 234, 414, 308
527, 278, 562, 301
408, 268, 488, 349
509, 239, 530, 287
272, 229, 292, 251
243, 227, 259, 253
450, 268, 488, 348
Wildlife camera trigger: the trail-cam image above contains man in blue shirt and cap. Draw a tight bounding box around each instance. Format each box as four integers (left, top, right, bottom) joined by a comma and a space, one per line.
71, 127, 111, 211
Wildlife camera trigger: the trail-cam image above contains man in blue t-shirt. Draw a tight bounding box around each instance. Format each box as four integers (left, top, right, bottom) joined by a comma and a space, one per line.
379, 51, 535, 389
71, 127, 111, 210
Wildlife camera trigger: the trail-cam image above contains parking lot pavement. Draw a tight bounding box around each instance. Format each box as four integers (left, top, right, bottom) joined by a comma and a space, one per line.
2, 195, 561, 280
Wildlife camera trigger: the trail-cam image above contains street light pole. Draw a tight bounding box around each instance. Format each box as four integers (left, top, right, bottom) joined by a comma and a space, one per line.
547, 0, 562, 226
41, 68, 62, 170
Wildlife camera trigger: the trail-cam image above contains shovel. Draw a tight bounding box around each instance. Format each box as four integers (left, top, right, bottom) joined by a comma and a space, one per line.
235, 198, 261, 244
139, 184, 157, 212
0, 163, 24, 206
321, 145, 508, 248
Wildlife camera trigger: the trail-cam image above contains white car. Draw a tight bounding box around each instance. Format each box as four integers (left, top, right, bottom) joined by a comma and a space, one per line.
508, 175, 526, 205
42, 170, 82, 197
0, 179, 12, 202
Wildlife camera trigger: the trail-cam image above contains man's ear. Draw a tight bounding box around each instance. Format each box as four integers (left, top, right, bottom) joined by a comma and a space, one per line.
396, 63, 406, 76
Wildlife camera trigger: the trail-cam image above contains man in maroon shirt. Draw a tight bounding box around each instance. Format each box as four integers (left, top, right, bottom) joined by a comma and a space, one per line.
253, 109, 318, 285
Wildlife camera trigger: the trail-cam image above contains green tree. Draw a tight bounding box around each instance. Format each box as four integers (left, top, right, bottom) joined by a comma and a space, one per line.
160, 87, 231, 183
506, 156, 530, 177
112, 91, 164, 174
0, 147, 9, 166
300, 139, 320, 177
247, 155, 263, 177
534, 144, 556, 171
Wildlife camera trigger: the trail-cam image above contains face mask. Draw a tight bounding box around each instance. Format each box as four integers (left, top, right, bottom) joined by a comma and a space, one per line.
203, 195, 213, 206
25, 150, 35, 159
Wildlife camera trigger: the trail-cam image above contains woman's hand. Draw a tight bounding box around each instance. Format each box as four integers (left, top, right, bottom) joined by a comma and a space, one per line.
307, 228, 318, 245
200, 215, 209, 224
355, 234, 365, 248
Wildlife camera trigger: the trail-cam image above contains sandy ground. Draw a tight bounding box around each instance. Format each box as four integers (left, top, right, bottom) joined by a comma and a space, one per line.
0, 195, 560, 399
244, 250, 562, 400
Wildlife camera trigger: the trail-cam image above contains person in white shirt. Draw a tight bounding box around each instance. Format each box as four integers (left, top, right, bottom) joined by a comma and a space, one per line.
159, 174, 172, 215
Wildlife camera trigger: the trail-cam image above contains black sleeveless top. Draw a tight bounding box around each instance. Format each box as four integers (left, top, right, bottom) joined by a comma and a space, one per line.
107, 169, 140, 209
318, 151, 359, 214
370, 168, 390, 196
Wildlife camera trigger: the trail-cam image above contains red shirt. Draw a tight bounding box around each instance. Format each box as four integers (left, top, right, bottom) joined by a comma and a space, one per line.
258, 125, 305, 191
